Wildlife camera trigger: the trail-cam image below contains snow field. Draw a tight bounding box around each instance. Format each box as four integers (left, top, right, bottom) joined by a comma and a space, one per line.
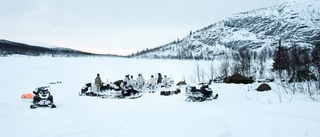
0, 57, 319, 137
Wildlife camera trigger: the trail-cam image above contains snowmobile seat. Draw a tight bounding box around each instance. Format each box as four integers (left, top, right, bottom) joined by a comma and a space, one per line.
100, 83, 110, 91
81, 86, 89, 93
85, 83, 92, 87
186, 86, 197, 92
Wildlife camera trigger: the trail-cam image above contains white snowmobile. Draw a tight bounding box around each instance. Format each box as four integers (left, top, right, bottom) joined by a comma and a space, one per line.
185, 84, 218, 102
30, 86, 56, 109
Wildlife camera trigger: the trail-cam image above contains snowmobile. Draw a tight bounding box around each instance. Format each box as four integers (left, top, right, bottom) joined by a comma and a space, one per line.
79, 83, 100, 96
80, 82, 142, 99
100, 84, 142, 99
79, 82, 113, 97
100, 89, 142, 99
30, 86, 56, 109
185, 84, 218, 102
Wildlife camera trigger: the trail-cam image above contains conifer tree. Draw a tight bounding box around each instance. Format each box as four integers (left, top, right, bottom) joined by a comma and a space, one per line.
273, 39, 290, 72
312, 35, 320, 89
272, 39, 290, 94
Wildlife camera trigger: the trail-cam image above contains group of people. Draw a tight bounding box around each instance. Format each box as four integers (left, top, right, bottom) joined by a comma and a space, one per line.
94, 72, 172, 92
121, 74, 144, 90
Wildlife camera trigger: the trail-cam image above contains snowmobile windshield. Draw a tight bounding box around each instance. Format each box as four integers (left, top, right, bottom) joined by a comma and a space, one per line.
37, 86, 50, 93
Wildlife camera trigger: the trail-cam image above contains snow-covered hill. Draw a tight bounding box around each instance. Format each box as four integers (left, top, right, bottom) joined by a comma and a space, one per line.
133, 0, 320, 59
22, 41, 59, 49
0, 57, 319, 137
0, 39, 118, 57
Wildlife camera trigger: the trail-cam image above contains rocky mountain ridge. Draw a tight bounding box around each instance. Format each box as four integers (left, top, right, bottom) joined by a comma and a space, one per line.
132, 0, 320, 59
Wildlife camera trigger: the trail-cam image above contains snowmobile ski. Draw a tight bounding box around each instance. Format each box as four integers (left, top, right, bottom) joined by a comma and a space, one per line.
30, 104, 56, 109
128, 94, 143, 99
213, 94, 218, 99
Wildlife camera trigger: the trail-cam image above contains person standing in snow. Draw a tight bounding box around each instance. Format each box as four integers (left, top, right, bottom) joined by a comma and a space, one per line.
136, 73, 145, 90
157, 73, 163, 84
129, 75, 137, 89
95, 73, 102, 92
147, 75, 157, 92
162, 75, 169, 87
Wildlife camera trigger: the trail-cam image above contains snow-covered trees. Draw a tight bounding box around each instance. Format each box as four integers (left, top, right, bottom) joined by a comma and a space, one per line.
272, 39, 290, 74
312, 33, 320, 90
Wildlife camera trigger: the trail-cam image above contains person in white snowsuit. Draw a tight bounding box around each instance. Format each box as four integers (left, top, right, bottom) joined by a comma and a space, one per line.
136, 73, 145, 90
162, 75, 169, 87
147, 75, 157, 91
129, 75, 137, 89
122, 74, 131, 89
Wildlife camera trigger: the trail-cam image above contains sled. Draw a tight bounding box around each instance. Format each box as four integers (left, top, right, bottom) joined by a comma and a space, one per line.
21, 93, 35, 102
160, 88, 181, 96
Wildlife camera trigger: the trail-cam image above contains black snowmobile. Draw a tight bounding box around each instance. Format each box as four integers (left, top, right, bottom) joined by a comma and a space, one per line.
80, 82, 142, 99
100, 84, 142, 99
80, 83, 101, 97
79, 82, 115, 97
30, 86, 56, 109
185, 84, 218, 102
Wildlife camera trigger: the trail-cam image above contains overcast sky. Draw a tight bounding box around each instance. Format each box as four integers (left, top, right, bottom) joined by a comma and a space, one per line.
0, 0, 282, 55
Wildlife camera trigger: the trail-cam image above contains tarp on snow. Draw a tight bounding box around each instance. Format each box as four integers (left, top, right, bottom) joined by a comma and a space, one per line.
224, 74, 254, 84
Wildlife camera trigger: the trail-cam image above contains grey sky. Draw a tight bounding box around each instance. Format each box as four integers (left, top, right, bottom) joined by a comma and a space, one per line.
0, 0, 281, 55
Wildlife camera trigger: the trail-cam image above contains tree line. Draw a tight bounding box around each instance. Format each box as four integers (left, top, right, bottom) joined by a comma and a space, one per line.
0, 40, 116, 57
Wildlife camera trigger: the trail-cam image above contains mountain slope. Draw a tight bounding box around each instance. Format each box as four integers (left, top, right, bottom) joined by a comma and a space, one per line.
132, 0, 320, 59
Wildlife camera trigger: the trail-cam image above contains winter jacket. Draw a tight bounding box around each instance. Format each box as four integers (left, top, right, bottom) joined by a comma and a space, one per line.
129, 79, 137, 87
162, 77, 169, 86
95, 76, 102, 86
157, 75, 163, 84
136, 76, 145, 86
147, 78, 157, 87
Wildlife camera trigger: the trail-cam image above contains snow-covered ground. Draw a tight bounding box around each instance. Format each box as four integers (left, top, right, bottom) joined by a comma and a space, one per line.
0, 57, 319, 137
